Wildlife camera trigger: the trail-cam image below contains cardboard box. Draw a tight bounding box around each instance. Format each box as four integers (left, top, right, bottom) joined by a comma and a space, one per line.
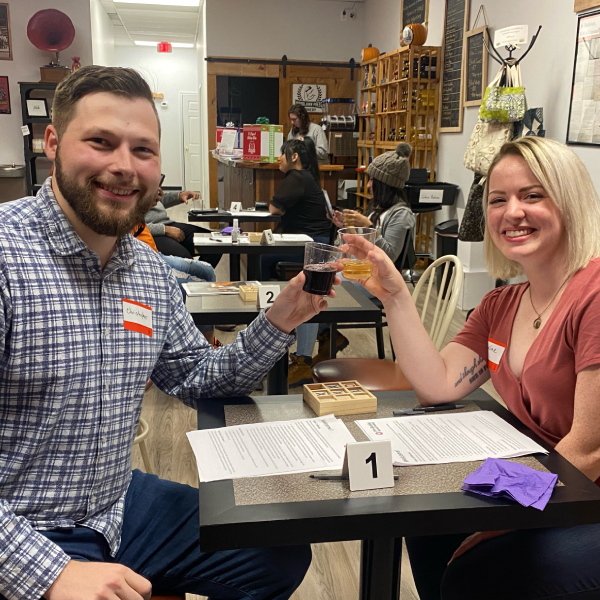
243, 124, 283, 163
239, 285, 259, 302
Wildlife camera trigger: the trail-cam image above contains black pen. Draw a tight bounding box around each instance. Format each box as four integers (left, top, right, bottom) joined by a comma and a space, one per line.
310, 474, 399, 481
393, 404, 465, 416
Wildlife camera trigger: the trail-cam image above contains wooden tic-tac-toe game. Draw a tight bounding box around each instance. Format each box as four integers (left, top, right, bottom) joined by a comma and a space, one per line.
303, 381, 377, 416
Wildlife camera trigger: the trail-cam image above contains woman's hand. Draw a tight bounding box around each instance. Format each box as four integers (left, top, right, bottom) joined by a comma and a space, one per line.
340, 234, 409, 304
448, 531, 511, 564
342, 210, 372, 228
332, 210, 345, 229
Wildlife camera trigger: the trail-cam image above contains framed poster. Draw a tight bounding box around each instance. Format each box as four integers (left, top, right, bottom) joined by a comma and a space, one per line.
0, 3, 11, 61
463, 26, 489, 107
400, 0, 429, 31
26, 98, 48, 117
567, 11, 600, 145
439, 0, 469, 132
0, 75, 9, 114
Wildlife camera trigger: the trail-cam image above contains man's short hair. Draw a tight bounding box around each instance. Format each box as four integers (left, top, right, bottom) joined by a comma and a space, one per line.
52, 65, 161, 139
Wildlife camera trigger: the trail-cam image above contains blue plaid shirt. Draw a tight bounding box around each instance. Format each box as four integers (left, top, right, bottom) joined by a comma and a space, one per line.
0, 180, 294, 600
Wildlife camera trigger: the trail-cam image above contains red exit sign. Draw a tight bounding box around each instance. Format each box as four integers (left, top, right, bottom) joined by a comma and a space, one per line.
157, 42, 172, 53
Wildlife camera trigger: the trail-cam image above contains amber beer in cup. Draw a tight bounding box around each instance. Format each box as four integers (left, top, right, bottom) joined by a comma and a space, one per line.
338, 227, 377, 280
302, 242, 341, 295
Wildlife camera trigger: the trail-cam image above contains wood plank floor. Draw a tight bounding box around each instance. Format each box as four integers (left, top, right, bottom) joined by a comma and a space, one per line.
139, 207, 502, 599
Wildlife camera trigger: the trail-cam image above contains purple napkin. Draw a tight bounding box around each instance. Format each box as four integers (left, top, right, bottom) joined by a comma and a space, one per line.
221, 226, 242, 235
462, 457, 558, 510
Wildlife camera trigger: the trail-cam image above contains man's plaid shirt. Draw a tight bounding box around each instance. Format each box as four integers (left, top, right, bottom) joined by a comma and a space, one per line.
0, 180, 294, 600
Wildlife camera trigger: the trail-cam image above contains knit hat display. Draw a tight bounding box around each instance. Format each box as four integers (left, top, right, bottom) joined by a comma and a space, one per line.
367, 142, 412, 189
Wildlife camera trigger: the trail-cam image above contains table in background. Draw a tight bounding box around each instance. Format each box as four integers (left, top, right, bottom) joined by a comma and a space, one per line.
196, 390, 600, 600
188, 210, 281, 226
193, 233, 306, 280
186, 281, 382, 394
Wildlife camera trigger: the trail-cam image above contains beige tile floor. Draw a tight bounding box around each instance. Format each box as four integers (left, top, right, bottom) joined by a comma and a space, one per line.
137, 204, 503, 599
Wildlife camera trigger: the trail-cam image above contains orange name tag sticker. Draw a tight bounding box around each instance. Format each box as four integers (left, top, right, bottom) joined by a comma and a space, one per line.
123, 298, 153, 337
487, 338, 506, 372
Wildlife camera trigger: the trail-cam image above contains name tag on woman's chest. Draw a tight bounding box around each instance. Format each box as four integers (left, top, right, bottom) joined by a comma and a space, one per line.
488, 338, 506, 372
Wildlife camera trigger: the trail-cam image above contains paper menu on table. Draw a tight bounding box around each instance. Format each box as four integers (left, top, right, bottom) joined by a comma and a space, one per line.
355, 411, 547, 466
187, 414, 356, 482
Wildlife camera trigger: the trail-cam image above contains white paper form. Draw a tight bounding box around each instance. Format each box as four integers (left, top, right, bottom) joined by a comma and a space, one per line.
188, 414, 356, 482
355, 411, 547, 466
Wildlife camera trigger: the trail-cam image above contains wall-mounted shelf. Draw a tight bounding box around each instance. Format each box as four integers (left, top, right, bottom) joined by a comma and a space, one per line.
19, 82, 57, 196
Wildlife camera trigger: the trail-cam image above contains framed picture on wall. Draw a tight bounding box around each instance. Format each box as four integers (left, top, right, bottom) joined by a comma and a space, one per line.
26, 98, 48, 117
567, 10, 600, 145
0, 4, 12, 61
0, 75, 9, 114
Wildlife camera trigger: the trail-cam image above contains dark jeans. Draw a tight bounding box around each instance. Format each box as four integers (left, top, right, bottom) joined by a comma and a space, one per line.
154, 222, 221, 268
406, 524, 600, 600
261, 235, 329, 280
35, 470, 311, 599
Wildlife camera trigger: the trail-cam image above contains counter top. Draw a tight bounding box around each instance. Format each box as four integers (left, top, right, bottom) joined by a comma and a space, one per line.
212, 151, 343, 171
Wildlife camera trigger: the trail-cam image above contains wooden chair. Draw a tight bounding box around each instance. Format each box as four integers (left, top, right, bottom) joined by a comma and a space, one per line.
312, 255, 464, 391
133, 417, 152, 473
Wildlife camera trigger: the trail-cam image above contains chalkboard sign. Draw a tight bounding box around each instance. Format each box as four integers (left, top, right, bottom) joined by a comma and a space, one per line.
440, 0, 469, 132
464, 26, 488, 107
401, 0, 429, 31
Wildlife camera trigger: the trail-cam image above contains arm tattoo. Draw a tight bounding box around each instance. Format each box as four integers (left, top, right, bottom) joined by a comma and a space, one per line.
454, 356, 488, 388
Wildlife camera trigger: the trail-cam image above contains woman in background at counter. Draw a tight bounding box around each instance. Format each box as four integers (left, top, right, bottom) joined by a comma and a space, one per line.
288, 104, 329, 164
263, 138, 331, 279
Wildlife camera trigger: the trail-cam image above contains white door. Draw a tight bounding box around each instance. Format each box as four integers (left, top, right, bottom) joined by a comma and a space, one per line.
180, 92, 203, 195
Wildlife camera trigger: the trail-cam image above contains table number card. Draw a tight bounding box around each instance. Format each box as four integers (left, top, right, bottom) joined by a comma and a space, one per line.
257, 285, 280, 309
342, 440, 395, 492
230, 202, 242, 212
260, 229, 275, 245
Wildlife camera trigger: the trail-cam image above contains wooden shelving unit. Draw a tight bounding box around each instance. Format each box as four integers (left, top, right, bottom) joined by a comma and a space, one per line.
357, 45, 441, 262
356, 57, 378, 208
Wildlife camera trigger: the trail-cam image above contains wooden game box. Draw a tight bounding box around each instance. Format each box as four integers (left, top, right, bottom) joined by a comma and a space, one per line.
239, 284, 259, 302
303, 381, 377, 416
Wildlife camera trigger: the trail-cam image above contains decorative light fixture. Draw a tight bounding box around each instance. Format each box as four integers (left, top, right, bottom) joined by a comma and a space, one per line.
116, 0, 200, 6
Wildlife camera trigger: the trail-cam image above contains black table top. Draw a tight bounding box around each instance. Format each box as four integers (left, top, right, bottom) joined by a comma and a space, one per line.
195, 390, 600, 552
188, 211, 281, 224
186, 281, 381, 326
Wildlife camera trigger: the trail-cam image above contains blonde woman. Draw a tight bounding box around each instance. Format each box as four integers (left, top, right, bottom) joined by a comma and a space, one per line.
344, 137, 600, 600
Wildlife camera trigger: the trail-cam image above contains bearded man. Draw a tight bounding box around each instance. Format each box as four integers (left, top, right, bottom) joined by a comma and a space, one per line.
0, 66, 336, 600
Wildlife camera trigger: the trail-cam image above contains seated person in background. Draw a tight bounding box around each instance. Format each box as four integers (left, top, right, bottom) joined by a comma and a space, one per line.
145, 187, 220, 267
346, 137, 600, 600
0, 64, 333, 600
264, 137, 331, 279
289, 143, 416, 387
287, 103, 329, 163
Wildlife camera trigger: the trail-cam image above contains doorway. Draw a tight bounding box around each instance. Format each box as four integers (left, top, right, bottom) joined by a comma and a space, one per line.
216, 76, 279, 127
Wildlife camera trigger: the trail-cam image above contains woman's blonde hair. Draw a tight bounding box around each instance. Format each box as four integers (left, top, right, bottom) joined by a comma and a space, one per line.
483, 136, 600, 279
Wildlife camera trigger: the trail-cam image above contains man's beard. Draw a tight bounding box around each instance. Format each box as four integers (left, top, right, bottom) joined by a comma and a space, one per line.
54, 150, 155, 237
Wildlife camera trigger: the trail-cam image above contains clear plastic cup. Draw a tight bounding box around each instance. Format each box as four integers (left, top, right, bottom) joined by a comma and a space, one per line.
302, 242, 341, 295
338, 227, 377, 280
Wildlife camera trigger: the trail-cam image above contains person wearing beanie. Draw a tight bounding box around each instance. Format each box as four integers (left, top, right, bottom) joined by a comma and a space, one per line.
289, 143, 416, 387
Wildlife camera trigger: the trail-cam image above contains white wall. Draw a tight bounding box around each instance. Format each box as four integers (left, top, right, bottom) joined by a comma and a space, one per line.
206, 0, 364, 61
0, 0, 93, 167
90, 0, 115, 66
364, 0, 596, 307
114, 45, 199, 187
